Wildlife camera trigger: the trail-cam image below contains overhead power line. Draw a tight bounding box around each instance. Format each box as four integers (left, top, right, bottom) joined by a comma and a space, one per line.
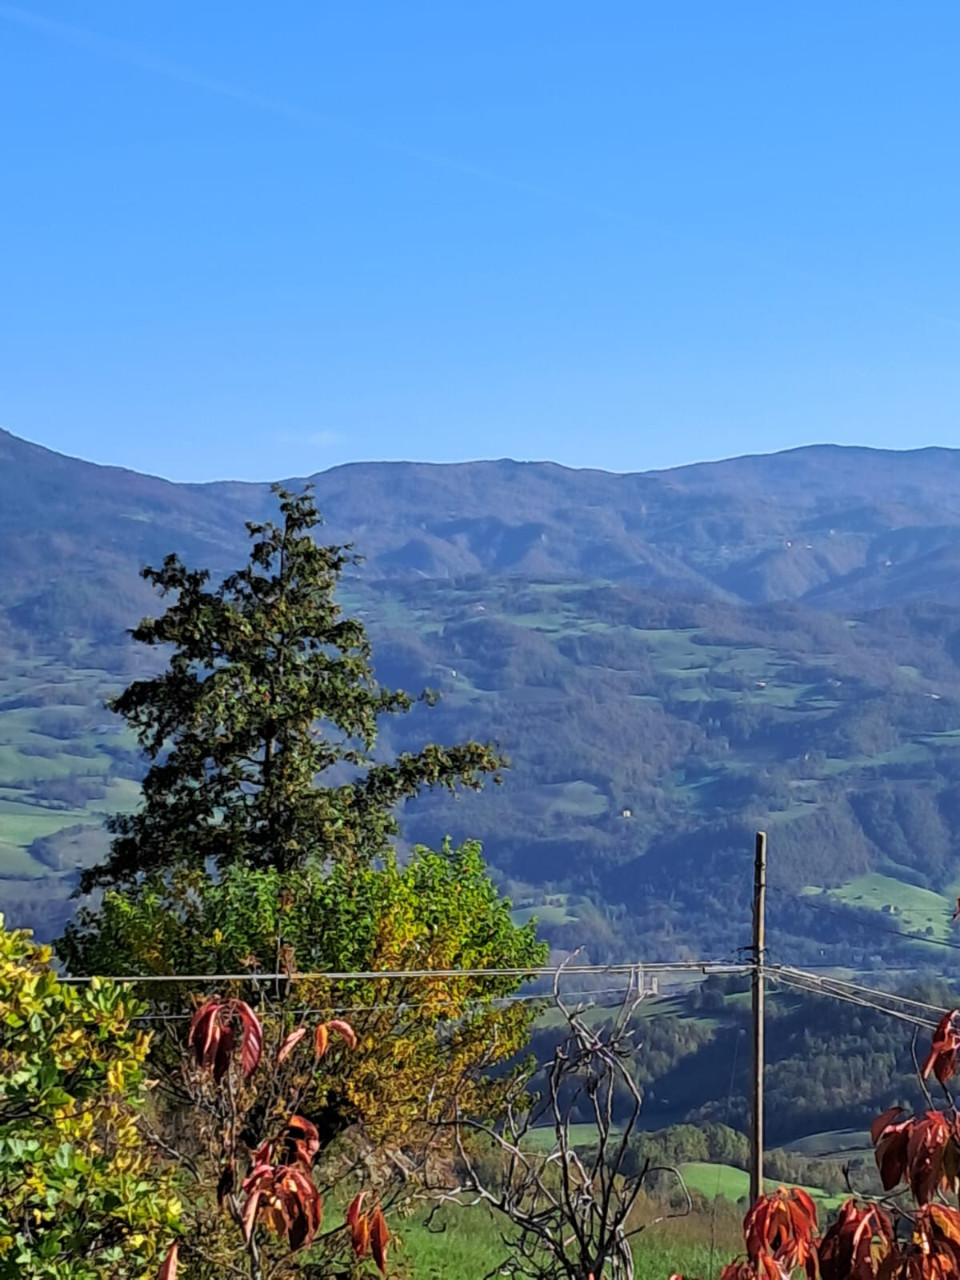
59, 959, 752, 986
771, 965, 950, 1016
767, 966, 945, 1030
128, 983, 648, 1024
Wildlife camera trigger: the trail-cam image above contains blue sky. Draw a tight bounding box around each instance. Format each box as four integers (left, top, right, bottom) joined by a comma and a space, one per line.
2, 2, 959, 482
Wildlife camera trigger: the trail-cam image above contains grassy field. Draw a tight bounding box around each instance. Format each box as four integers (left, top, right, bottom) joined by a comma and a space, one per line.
0, 659, 134, 910
521, 1122, 613, 1153
801, 873, 953, 940
395, 1197, 746, 1280
679, 1163, 845, 1211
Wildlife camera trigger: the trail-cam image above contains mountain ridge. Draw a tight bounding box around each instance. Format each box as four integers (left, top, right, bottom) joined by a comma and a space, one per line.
6, 429, 960, 613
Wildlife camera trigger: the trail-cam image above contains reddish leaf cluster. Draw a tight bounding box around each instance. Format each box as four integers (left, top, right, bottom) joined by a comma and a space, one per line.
818, 1201, 894, 1280
670, 1011, 960, 1280
872, 1108, 960, 1204
693, 1186, 960, 1280
238, 1115, 324, 1252
694, 1193, 895, 1280
907, 1205, 960, 1280
346, 1192, 390, 1276
736, 1186, 819, 1280
188, 998, 263, 1082
923, 1012, 960, 1086
178, 1003, 372, 1269
242, 1160, 322, 1252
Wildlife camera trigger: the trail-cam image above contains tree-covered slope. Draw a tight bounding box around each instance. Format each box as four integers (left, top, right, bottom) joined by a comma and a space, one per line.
6, 430, 960, 960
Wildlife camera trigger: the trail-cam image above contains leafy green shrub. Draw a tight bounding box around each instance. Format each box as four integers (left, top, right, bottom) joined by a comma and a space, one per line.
0, 916, 181, 1279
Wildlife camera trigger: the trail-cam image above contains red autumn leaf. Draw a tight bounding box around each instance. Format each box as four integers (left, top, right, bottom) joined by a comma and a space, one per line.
718, 1265, 755, 1280
757, 1257, 787, 1280
241, 1183, 263, 1243
274, 1164, 322, 1251
240, 1165, 275, 1242
326, 1018, 358, 1050
187, 998, 262, 1079
906, 1112, 951, 1205
347, 1195, 370, 1256
929, 1204, 960, 1248
277, 1026, 307, 1065
352, 1214, 371, 1258
911, 1206, 960, 1278
241, 1161, 275, 1193
233, 1000, 263, 1077
188, 1000, 222, 1070
158, 1242, 178, 1280
872, 1109, 913, 1191
370, 1205, 390, 1276
923, 1011, 960, 1085
870, 1106, 905, 1147
347, 1192, 366, 1228
314, 1022, 329, 1059
284, 1114, 320, 1167
788, 1186, 817, 1232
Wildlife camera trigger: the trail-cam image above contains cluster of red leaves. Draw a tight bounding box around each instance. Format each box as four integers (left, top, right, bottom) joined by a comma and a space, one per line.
732, 1186, 820, 1280
673, 1101, 960, 1280
159, 1002, 373, 1274
872, 1109, 960, 1205
677, 1192, 940, 1280
347, 1192, 391, 1276
241, 1117, 324, 1253
818, 1201, 895, 1280
187, 997, 264, 1082
923, 1012, 960, 1086
671, 1008, 960, 1280
903, 1206, 960, 1280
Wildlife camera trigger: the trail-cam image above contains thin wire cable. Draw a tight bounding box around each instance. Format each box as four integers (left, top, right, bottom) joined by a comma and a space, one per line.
59, 959, 752, 985
769, 972, 941, 1030
771, 965, 952, 1017
777, 985, 937, 1031
126, 983, 642, 1023
770, 969, 939, 1020
770, 975, 933, 1028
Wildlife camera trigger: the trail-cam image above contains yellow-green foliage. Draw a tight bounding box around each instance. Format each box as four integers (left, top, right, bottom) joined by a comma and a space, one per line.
0, 916, 181, 1279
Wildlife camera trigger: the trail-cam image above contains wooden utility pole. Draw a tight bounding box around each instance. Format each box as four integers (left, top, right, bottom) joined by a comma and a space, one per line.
750, 830, 767, 1206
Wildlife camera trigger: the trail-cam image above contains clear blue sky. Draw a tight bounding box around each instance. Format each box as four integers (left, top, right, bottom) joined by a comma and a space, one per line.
2, 2, 959, 482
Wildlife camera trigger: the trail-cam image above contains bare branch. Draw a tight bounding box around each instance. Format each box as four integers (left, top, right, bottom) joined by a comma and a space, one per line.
429, 963, 670, 1280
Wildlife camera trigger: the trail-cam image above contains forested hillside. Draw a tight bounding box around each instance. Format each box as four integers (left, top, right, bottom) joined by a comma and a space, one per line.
5, 429, 960, 968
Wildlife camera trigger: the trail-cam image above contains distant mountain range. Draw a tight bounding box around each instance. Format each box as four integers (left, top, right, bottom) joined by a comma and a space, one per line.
6, 427, 960, 966
7, 428, 960, 621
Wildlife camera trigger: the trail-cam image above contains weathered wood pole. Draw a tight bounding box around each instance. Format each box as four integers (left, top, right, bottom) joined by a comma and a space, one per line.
750, 830, 767, 1206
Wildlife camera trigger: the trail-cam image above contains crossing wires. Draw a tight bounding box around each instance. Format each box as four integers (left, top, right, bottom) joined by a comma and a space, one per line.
767, 964, 947, 1030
